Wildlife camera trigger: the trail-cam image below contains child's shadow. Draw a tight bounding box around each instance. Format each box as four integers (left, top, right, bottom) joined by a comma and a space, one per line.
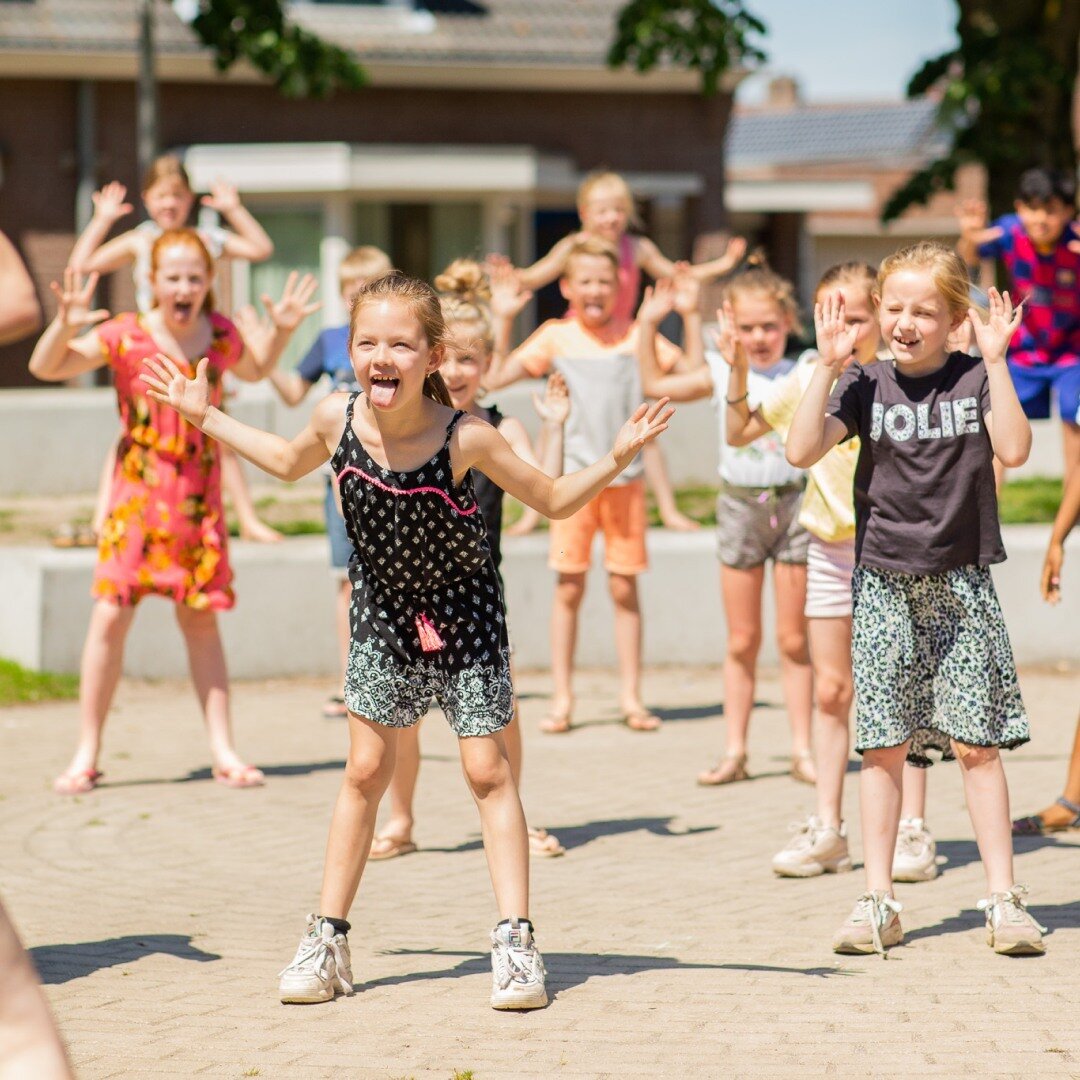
427, 815, 717, 855
365, 948, 853, 1000
29, 934, 220, 984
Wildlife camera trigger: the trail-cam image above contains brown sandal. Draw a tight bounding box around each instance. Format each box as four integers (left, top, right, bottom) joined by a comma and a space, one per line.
528, 827, 566, 858
623, 710, 661, 732
696, 755, 749, 786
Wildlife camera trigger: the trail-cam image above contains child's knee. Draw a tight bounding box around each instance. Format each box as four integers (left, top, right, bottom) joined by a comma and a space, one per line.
951, 740, 1000, 768
607, 572, 638, 607
462, 751, 512, 800
343, 747, 394, 795
174, 604, 217, 637
554, 573, 586, 606
726, 627, 761, 663
816, 672, 853, 716
776, 627, 809, 663
862, 743, 908, 770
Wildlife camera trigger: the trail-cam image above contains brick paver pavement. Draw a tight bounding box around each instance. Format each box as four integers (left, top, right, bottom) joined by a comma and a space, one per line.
2, 666, 1078, 1079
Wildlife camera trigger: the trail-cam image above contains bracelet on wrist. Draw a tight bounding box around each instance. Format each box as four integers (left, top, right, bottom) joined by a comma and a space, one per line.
725, 392, 749, 406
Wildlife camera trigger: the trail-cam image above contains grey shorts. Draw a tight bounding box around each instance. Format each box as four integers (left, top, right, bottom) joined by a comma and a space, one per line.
324, 478, 354, 576
716, 483, 809, 570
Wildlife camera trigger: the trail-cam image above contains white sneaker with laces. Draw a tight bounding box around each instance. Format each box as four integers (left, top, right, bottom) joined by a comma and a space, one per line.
772, 815, 852, 877
278, 914, 356, 1004
977, 885, 1047, 955
832, 891, 904, 956
892, 817, 938, 882
490, 917, 547, 1010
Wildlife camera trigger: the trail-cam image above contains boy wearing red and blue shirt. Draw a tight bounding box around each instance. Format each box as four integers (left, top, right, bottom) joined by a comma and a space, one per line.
957, 168, 1080, 482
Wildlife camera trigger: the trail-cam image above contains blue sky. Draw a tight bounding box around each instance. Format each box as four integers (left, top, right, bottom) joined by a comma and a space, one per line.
736, 0, 959, 104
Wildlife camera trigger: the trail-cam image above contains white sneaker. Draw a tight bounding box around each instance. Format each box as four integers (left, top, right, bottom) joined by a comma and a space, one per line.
490, 918, 547, 1010
278, 914, 356, 1004
832, 892, 904, 956
772, 816, 853, 877
977, 886, 1047, 956
892, 817, 938, 882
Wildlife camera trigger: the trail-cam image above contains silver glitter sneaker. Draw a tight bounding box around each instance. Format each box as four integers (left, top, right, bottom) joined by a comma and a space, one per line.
490, 917, 548, 1010
278, 914, 356, 1004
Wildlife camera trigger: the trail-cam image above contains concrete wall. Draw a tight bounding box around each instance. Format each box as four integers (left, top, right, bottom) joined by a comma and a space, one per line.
1, 526, 1075, 679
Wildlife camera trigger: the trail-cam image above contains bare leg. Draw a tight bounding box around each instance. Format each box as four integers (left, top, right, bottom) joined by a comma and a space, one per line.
773, 561, 813, 762
370, 722, 419, 854
173, 605, 254, 777
859, 743, 908, 895
222, 447, 282, 544
643, 441, 699, 531
336, 578, 350, 689
320, 714, 399, 917
1063, 420, 1080, 491
609, 571, 654, 726
899, 761, 928, 820
546, 571, 585, 730
459, 731, 529, 918
57, 600, 137, 782
808, 617, 853, 828
0, 897, 74, 1080
719, 563, 765, 759
1019, 713, 1080, 827
954, 741, 1015, 893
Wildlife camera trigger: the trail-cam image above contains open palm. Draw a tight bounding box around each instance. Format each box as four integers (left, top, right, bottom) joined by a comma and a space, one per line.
50, 267, 109, 332
613, 398, 675, 466
815, 291, 859, 371
262, 271, 320, 332
141, 353, 212, 426
968, 287, 1021, 365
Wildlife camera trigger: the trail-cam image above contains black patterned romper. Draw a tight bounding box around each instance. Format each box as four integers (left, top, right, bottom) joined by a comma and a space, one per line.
333, 393, 513, 736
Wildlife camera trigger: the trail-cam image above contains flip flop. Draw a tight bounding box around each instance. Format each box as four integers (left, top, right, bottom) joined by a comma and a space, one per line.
53, 768, 103, 795
697, 755, 749, 786
528, 827, 565, 858
539, 712, 572, 734
368, 835, 417, 861
322, 695, 349, 719
623, 710, 661, 732
212, 764, 266, 789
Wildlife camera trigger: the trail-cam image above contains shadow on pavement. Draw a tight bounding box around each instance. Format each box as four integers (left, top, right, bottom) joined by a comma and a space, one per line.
902, 899, 1073, 945
29, 934, 221, 984
425, 815, 719, 855
365, 949, 853, 998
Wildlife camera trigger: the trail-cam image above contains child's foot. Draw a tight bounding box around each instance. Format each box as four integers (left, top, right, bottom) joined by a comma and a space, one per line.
772, 816, 851, 877
539, 706, 572, 734
322, 695, 349, 720
368, 833, 417, 861
1012, 796, 1080, 835
53, 767, 103, 795
832, 892, 903, 956
659, 509, 701, 532
790, 750, 817, 785
697, 754, 748, 786
239, 518, 284, 544
892, 817, 938, 882
279, 915, 356, 1003
490, 917, 548, 1010
622, 708, 661, 732
976, 886, 1047, 956
528, 826, 565, 858
212, 763, 266, 788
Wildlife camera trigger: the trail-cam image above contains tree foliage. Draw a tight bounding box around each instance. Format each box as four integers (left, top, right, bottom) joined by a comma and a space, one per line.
608, 0, 766, 95
882, 0, 1080, 220
186, 0, 367, 98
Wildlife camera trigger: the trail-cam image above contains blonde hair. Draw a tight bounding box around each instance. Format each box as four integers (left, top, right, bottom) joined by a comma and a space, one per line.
876, 242, 972, 319
349, 272, 452, 406
723, 261, 803, 336
562, 235, 620, 277
815, 261, 877, 303
577, 170, 642, 230
141, 154, 192, 196
339, 246, 392, 289
434, 258, 493, 352
150, 228, 215, 313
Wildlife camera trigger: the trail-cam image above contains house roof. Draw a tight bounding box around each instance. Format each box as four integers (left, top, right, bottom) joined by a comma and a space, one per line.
0, 0, 628, 70
726, 98, 949, 167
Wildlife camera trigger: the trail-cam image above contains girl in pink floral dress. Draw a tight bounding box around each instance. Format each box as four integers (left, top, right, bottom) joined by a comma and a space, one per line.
29, 228, 318, 794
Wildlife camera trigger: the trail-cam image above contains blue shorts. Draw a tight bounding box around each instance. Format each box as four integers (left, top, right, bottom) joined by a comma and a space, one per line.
1007, 360, 1080, 424
324, 478, 354, 572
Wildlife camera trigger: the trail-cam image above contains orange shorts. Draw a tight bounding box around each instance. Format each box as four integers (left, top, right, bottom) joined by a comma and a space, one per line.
549, 479, 648, 576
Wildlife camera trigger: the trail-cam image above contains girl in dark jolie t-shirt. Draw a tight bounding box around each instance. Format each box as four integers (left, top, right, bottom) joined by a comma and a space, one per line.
787, 241, 1045, 958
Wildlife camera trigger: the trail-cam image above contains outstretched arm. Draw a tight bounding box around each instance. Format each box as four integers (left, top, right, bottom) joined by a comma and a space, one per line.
508, 234, 579, 292
202, 181, 274, 263
231, 271, 321, 381
141, 354, 334, 480
786, 292, 854, 467
636, 235, 747, 282
462, 398, 673, 519
636, 281, 712, 402
68, 183, 138, 276
487, 257, 534, 378
28, 269, 109, 382
0, 230, 42, 345
975, 288, 1030, 468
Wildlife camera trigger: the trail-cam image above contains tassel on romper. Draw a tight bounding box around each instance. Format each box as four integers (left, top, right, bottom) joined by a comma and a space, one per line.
333, 393, 513, 736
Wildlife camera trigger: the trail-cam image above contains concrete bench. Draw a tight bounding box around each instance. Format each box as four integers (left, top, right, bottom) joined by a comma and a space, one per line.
1, 526, 1075, 679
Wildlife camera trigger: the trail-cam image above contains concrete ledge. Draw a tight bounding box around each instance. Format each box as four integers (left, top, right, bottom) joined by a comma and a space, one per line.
1, 525, 1075, 678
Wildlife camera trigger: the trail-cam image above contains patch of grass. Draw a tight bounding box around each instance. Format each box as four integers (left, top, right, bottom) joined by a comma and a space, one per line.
241, 1069, 261, 1077
0, 658, 79, 707
998, 476, 1062, 525
226, 519, 326, 538
0, 509, 13, 533
450, 1072, 475, 1080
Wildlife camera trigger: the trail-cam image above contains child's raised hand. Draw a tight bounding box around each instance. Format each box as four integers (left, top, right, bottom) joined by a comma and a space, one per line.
1040, 540, 1064, 604
968, 287, 1021, 365
233, 303, 272, 354
719, 235, 748, 273
49, 267, 109, 332
201, 180, 241, 215
141, 353, 212, 426
637, 280, 675, 326
532, 371, 570, 426
261, 271, 321, 332
672, 268, 701, 316
955, 198, 988, 238
711, 300, 741, 366
489, 259, 532, 320
91, 182, 133, 224
814, 291, 859, 372
613, 397, 675, 466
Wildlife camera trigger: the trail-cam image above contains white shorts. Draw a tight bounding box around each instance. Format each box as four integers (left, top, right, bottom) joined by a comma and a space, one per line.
805, 536, 855, 619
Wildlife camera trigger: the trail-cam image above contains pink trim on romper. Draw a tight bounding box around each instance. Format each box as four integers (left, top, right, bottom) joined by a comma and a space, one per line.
336, 465, 480, 517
